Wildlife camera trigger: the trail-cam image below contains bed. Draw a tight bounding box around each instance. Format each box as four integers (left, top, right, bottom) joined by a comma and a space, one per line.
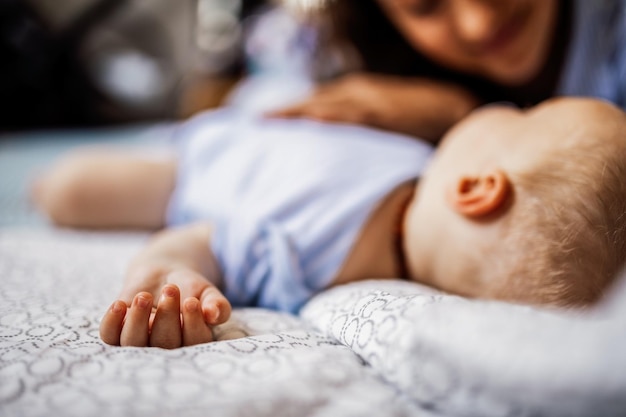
1, 128, 625, 417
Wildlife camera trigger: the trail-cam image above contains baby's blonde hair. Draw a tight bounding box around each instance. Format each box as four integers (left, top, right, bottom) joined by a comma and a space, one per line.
488, 107, 626, 306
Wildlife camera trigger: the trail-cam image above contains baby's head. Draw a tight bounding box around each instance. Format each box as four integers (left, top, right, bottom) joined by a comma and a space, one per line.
404, 98, 626, 306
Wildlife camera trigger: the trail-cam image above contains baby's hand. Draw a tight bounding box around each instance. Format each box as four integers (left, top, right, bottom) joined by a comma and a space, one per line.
99, 269, 231, 349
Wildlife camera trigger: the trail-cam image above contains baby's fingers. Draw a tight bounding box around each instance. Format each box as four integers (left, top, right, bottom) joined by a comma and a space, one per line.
149, 285, 182, 349
200, 286, 231, 325
182, 297, 213, 346
120, 292, 153, 347
162, 269, 230, 326
99, 300, 128, 345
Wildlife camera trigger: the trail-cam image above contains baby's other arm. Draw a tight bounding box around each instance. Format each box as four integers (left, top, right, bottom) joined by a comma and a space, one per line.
100, 222, 231, 348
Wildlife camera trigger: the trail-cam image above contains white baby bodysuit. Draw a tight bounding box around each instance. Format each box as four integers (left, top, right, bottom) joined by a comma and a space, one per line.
167, 109, 433, 312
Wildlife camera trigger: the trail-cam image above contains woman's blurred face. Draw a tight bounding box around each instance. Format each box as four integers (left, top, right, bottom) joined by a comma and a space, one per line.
376, 0, 560, 86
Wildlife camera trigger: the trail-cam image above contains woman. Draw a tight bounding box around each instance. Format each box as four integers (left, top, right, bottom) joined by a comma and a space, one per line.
271, 0, 626, 142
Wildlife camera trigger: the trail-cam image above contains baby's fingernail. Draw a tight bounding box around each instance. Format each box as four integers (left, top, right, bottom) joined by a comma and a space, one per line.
185, 298, 199, 312
136, 295, 150, 309
163, 286, 177, 298
111, 301, 124, 313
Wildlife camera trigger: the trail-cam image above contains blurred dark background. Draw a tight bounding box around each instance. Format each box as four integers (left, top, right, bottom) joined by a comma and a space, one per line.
0, 0, 268, 132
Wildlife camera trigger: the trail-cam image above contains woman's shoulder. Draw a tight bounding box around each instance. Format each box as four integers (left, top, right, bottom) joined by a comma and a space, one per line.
556, 0, 626, 104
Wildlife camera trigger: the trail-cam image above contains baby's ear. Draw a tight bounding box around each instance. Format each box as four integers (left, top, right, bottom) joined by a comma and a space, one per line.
447, 170, 511, 217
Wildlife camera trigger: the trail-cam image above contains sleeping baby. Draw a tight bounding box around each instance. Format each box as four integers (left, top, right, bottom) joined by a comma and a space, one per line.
34, 97, 626, 348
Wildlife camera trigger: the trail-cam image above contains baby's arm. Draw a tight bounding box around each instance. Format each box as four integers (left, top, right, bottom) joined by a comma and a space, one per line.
99, 222, 231, 349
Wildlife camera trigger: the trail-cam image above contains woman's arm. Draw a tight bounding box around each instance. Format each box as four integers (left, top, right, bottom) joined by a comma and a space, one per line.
268, 73, 480, 143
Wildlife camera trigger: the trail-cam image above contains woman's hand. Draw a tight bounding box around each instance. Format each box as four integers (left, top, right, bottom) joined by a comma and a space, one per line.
267, 73, 479, 143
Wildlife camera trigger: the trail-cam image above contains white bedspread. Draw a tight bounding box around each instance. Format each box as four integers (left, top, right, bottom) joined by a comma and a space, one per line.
1, 229, 625, 417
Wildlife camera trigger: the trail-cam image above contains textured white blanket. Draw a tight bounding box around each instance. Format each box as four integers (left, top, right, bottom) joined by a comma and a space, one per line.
1, 229, 625, 417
